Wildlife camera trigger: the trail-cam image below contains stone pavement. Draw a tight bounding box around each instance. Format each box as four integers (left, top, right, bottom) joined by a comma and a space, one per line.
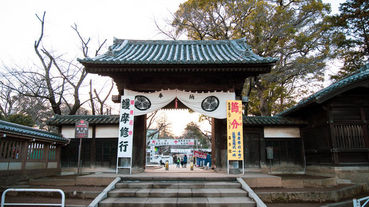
3, 166, 366, 207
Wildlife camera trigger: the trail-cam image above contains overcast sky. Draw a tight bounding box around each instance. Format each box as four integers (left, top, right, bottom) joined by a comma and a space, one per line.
0, 0, 344, 66
0, 0, 346, 135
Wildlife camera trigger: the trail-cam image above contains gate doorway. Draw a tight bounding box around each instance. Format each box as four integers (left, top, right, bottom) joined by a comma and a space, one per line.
144, 110, 213, 173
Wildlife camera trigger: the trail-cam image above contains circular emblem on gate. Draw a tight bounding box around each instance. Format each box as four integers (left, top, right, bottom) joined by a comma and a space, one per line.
135, 95, 151, 111
201, 96, 219, 112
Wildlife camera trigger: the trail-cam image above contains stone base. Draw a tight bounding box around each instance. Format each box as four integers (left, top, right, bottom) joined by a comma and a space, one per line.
306, 165, 369, 184
242, 175, 282, 188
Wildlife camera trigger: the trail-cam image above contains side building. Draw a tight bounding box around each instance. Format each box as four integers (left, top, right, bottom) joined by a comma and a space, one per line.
0, 120, 68, 185
279, 64, 369, 182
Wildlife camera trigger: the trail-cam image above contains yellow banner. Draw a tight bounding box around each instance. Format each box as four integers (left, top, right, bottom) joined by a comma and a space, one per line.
226, 100, 244, 160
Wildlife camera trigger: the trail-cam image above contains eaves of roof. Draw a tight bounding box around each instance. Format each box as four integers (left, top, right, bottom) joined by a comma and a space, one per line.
279, 64, 369, 116
47, 115, 120, 126
244, 116, 306, 126
49, 114, 306, 127
0, 120, 68, 143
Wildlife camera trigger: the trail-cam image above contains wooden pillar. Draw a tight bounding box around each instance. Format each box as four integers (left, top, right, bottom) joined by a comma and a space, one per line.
45, 144, 50, 169
211, 118, 216, 169
360, 108, 369, 162
56, 146, 61, 169
327, 107, 339, 165
214, 118, 227, 172
21, 141, 28, 171
132, 115, 146, 173
360, 108, 369, 147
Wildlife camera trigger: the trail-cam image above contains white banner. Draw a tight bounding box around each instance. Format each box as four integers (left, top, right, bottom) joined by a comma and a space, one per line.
149, 139, 195, 146
117, 96, 135, 158
124, 89, 235, 119
171, 149, 193, 153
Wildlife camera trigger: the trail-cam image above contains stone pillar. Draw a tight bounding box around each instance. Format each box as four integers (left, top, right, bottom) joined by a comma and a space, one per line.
132, 115, 146, 173
214, 118, 227, 172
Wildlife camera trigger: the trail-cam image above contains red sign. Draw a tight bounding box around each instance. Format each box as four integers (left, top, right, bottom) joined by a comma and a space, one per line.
193, 150, 207, 159
75, 120, 89, 138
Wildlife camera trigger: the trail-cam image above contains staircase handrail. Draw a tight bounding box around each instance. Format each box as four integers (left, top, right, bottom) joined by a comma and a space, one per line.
1, 188, 65, 207
353, 196, 369, 207
88, 177, 121, 207
237, 177, 267, 207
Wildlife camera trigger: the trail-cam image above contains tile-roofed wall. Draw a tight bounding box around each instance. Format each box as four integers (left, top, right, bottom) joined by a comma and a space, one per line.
48, 115, 305, 127
47, 115, 119, 126
244, 116, 306, 126
79, 38, 278, 65
0, 120, 67, 143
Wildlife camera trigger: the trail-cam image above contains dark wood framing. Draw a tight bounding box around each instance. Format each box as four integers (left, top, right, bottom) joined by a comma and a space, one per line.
292, 86, 369, 166
0, 134, 63, 185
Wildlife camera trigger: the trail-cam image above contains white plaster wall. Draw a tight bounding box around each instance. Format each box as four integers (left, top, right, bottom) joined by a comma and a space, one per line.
47, 162, 57, 168
264, 127, 300, 138
61, 125, 118, 139
0, 162, 22, 170
96, 125, 119, 138
25, 162, 45, 169
61, 126, 93, 138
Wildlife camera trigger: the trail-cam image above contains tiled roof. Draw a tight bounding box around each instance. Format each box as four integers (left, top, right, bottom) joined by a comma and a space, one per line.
244, 116, 306, 126
48, 115, 305, 127
47, 115, 119, 126
279, 64, 369, 116
0, 120, 68, 143
79, 38, 278, 65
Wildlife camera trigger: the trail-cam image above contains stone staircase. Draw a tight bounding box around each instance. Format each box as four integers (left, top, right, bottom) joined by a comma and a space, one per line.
99, 177, 256, 207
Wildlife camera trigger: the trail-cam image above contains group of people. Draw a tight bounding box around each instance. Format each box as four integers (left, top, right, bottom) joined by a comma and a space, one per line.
173, 155, 187, 168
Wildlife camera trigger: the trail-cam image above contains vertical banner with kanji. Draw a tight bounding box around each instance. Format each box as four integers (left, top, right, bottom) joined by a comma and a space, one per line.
226, 100, 244, 160
118, 95, 135, 158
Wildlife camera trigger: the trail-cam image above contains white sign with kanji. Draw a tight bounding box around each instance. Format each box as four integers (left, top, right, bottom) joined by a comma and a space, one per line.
117, 95, 135, 158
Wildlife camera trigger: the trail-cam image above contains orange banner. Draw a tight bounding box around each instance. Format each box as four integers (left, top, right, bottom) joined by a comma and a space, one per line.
226, 100, 244, 160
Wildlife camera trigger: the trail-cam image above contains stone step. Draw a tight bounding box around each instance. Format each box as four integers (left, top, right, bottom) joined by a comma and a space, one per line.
99, 197, 255, 207
121, 177, 237, 182
109, 188, 247, 198
115, 181, 241, 189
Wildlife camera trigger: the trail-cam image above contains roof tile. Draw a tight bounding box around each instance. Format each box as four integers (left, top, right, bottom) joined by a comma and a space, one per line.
0, 120, 67, 143
79, 38, 278, 65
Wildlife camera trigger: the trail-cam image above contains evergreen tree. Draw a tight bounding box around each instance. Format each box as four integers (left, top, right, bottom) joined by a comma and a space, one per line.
170, 0, 332, 115
329, 0, 369, 80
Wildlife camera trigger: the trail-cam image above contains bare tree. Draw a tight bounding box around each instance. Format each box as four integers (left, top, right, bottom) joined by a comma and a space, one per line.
91, 80, 114, 115
146, 111, 159, 139
0, 86, 16, 118
0, 11, 107, 117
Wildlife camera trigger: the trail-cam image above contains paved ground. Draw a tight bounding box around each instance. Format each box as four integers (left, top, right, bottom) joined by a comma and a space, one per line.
2, 166, 363, 207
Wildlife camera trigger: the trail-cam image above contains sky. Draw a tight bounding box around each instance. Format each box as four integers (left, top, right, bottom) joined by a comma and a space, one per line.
0, 0, 346, 136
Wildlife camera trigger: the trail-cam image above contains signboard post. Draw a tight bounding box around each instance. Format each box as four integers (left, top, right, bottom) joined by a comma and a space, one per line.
116, 95, 135, 174
75, 120, 89, 175
226, 100, 244, 174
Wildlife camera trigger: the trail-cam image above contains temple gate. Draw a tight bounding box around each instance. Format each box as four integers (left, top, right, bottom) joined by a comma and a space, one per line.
79, 38, 277, 173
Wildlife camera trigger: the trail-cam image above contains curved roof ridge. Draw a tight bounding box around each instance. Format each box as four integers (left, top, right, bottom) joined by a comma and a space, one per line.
279, 63, 369, 116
